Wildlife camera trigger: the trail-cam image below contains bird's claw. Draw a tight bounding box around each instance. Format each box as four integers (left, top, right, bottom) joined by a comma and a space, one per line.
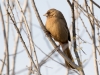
45, 30, 51, 36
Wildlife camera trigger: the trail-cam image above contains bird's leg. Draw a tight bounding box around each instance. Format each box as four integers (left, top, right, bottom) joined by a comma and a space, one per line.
45, 30, 51, 37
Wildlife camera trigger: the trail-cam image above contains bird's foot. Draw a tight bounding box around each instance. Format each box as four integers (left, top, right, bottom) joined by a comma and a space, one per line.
45, 30, 51, 37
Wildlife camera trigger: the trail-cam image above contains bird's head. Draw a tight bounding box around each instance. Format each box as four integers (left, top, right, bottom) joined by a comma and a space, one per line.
44, 8, 61, 18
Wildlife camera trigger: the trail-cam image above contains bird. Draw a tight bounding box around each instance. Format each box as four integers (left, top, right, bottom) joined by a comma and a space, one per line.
44, 8, 74, 69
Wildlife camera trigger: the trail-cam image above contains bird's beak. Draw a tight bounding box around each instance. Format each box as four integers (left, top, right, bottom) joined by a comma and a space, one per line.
43, 13, 48, 17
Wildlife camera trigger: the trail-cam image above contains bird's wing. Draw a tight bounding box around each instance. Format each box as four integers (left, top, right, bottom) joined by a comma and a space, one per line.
59, 12, 71, 41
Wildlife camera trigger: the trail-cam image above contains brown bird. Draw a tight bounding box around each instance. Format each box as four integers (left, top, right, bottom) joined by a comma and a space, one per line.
44, 8, 74, 69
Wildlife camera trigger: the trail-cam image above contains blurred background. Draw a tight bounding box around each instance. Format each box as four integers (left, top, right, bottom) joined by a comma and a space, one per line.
0, 0, 100, 75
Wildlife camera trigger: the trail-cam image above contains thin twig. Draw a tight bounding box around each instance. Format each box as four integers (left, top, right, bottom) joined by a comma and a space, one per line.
11, 0, 28, 75
27, 1, 33, 75
90, 0, 100, 8
74, 0, 100, 27
15, 0, 40, 74
79, 16, 92, 39
90, 1, 99, 75
67, 0, 85, 74
35, 44, 65, 67
67, 0, 72, 9
0, 5, 9, 75
7, 7, 38, 73
0, 52, 6, 75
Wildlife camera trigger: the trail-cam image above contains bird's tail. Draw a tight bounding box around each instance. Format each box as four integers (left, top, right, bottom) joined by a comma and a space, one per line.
61, 44, 74, 69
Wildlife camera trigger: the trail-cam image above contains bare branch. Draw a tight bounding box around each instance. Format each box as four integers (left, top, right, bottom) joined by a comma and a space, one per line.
15, 0, 40, 74
71, 0, 85, 75
90, 1, 99, 75
0, 5, 9, 75
74, 0, 100, 27
11, 0, 28, 75
7, 6, 38, 74
90, 0, 100, 8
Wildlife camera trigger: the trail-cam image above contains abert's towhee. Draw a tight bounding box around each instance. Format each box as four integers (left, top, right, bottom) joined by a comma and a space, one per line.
44, 8, 74, 69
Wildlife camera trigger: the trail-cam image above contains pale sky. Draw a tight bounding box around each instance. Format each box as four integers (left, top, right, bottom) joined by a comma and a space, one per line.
0, 0, 100, 75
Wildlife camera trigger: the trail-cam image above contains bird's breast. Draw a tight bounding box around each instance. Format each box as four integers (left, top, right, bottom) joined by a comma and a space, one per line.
45, 18, 68, 43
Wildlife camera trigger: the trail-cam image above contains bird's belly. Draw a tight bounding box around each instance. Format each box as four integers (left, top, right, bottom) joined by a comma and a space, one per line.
46, 20, 68, 43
